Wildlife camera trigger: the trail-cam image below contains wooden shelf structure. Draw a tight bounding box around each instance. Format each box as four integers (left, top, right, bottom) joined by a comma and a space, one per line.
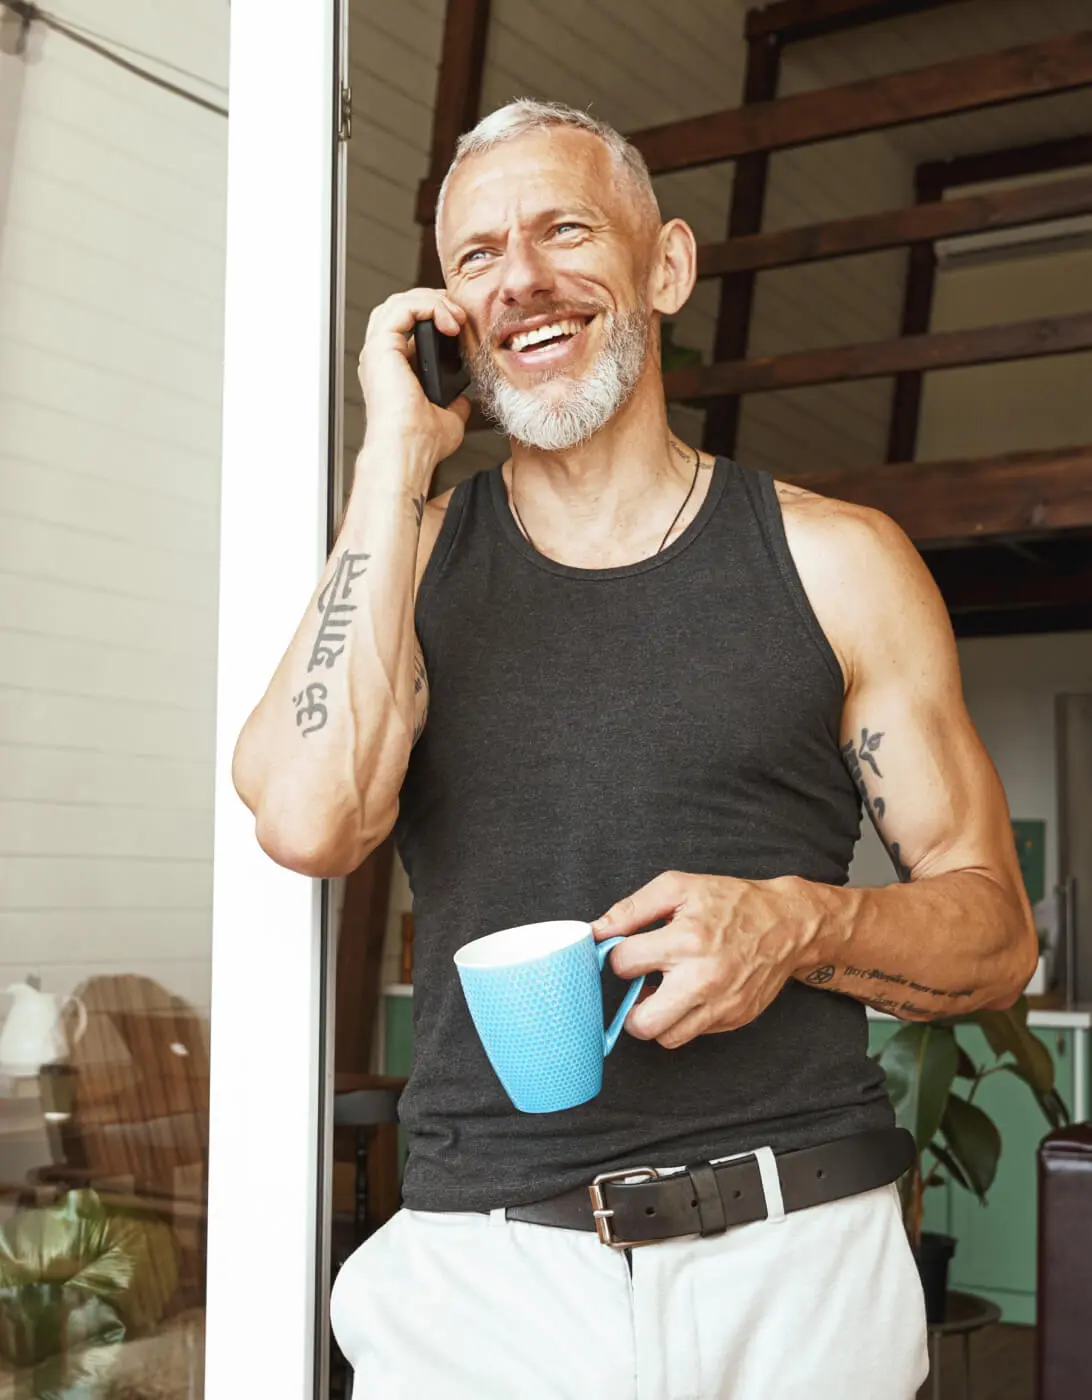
415, 0, 1092, 630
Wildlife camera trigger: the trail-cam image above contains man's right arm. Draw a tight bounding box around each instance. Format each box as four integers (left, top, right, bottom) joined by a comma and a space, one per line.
231, 289, 469, 877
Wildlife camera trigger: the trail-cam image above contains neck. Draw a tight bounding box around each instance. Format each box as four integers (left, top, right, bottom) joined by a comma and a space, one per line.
504, 376, 710, 562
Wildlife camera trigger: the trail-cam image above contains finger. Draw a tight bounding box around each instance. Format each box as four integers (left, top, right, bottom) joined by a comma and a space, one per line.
607, 925, 684, 979
365, 289, 465, 343
592, 870, 689, 939
623, 969, 703, 1042
655, 1004, 712, 1051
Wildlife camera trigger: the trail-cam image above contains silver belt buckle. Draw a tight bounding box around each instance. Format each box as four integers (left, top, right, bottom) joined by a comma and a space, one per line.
588, 1166, 661, 1248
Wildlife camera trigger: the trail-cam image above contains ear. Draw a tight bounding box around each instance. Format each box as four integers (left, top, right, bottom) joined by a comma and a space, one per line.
649, 219, 697, 317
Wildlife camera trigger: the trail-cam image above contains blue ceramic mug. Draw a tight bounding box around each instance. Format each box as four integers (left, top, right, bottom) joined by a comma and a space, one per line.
453, 920, 646, 1114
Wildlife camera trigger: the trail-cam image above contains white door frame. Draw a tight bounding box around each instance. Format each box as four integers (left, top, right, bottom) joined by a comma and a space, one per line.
206, 3, 340, 1397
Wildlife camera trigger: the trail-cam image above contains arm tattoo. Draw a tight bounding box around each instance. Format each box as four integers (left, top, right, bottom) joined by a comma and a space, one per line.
291, 549, 370, 739
306, 549, 370, 673
841, 727, 911, 882
805, 961, 973, 1012
411, 645, 428, 744
292, 681, 329, 737
413, 492, 425, 528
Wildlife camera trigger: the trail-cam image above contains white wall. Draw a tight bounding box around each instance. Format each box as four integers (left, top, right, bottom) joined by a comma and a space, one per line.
0, 2, 228, 1016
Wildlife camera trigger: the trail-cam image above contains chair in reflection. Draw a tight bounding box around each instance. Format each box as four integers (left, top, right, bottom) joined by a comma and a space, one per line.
29, 974, 210, 1319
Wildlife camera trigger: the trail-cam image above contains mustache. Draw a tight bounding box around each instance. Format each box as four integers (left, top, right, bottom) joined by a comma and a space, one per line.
485, 300, 606, 347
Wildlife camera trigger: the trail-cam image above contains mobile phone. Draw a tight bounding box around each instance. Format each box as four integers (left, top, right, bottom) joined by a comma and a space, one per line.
413, 318, 471, 408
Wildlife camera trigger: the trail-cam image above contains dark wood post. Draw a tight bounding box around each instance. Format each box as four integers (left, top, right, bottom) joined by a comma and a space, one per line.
416, 0, 492, 285
886, 165, 943, 462
702, 31, 782, 458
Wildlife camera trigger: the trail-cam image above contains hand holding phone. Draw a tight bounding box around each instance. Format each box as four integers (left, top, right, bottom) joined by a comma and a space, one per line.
413, 318, 471, 408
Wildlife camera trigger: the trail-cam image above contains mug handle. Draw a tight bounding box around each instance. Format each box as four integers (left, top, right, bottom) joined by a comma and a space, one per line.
596, 937, 646, 1056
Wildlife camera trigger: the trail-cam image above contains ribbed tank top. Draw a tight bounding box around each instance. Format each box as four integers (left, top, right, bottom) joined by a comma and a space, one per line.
394, 457, 893, 1212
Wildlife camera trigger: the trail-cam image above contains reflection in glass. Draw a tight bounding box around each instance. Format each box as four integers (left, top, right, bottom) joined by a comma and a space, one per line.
0, 5, 228, 1396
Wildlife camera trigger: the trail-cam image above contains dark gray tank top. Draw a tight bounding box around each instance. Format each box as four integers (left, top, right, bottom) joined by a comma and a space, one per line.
394, 457, 893, 1212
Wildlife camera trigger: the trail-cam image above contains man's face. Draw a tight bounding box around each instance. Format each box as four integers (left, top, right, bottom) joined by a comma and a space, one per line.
438, 129, 659, 448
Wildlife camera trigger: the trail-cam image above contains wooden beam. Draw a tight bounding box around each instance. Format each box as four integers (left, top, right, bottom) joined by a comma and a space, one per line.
746, 0, 968, 44
919, 133, 1092, 196
927, 546, 1092, 615
663, 310, 1092, 400
416, 32, 1092, 224
416, 0, 491, 282
703, 32, 782, 459
695, 173, 1092, 278
629, 32, 1092, 178
783, 446, 1092, 544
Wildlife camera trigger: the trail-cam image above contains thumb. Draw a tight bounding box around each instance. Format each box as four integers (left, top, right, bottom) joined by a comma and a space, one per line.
591, 870, 688, 939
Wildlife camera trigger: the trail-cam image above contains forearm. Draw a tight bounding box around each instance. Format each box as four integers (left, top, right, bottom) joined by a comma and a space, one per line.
232, 434, 432, 874
792, 869, 1037, 1019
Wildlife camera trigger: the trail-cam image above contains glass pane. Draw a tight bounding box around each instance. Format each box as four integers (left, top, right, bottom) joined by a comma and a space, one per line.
0, 6, 228, 1397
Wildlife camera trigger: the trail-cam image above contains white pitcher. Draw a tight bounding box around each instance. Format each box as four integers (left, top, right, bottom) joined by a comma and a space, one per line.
0, 984, 89, 1077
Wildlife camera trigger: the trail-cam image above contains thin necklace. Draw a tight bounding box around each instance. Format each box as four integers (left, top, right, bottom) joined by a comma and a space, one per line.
509, 444, 703, 557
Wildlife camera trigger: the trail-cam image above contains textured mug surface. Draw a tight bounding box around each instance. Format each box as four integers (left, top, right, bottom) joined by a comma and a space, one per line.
453, 920, 645, 1113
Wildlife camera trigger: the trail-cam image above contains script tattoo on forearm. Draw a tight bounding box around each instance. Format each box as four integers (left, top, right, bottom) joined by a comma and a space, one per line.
306, 550, 370, 673
292, 682, 329, 737
841, 727, 911, 882
803, 962, 974, 1016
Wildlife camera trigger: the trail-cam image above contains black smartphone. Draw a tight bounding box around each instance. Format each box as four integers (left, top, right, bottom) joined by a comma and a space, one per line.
413, 318, 471, 408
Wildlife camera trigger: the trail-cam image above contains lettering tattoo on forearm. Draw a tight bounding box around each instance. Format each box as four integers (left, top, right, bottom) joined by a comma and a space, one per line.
840, 727, 911, 882
804, 963, 974, 1014
292, 682, 329, 737
307, 550, 370, 673
289, 550, 370, 739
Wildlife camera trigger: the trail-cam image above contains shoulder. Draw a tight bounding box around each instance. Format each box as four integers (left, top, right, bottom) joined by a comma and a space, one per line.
771, 478, 952, 690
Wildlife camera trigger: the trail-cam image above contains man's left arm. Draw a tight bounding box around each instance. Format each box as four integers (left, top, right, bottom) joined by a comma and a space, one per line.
593, 505, 1038, 1047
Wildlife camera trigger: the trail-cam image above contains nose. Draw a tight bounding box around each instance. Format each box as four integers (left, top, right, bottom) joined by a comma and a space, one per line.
496, 235, 555, 308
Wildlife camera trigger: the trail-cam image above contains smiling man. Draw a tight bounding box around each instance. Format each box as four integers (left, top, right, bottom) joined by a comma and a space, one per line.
234, 100, 1037, 1399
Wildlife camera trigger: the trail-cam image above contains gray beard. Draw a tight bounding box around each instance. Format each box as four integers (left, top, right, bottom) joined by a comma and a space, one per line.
470, 307, 650, 450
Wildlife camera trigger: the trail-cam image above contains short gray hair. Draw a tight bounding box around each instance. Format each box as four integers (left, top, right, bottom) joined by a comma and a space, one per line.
434, 99, 660, 244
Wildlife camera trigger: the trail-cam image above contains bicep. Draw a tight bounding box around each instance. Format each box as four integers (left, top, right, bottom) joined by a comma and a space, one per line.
833, 518, 1015, 887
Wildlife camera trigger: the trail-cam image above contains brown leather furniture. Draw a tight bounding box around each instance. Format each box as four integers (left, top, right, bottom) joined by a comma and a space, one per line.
1037, 1123, 1092, 1397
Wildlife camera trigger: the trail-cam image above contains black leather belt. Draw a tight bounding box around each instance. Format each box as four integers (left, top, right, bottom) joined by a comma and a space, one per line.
504, 1126, 913, 1248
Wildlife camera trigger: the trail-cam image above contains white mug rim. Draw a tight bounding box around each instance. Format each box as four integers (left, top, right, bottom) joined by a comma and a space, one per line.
453, 919, 591, 970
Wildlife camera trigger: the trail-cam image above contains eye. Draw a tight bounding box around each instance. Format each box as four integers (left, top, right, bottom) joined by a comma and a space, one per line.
552, 222, 585, 237
460, 248, 489, 268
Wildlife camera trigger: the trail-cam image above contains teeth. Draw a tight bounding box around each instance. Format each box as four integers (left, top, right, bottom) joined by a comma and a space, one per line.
509, 318, 585, 353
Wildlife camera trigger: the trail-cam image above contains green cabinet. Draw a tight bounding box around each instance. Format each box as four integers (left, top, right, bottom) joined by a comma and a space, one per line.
868, 1018, 1081, 1324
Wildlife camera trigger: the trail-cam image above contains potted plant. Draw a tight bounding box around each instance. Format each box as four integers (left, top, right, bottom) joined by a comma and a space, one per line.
873, 994, 1069, 1323
0, 1188, 179, 1398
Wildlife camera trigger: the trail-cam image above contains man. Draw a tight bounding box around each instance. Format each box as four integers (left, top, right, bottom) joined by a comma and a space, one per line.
233, 100, 1037, 1398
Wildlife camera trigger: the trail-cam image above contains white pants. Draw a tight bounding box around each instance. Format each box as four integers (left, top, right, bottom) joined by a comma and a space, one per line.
330, 1178, 929, 1400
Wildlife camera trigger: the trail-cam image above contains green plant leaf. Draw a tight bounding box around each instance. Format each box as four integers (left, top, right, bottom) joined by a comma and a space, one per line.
954, 1044, 978, 1079
876, 1022, 958, 1152
941, 1092, 1001, 1199
926, 1140, 971, 1191
976, 997, 1055, 1095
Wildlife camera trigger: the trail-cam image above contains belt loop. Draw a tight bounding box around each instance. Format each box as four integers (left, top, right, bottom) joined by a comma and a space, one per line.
689, 1161, 727, 1237
754, 1146, 786, 1224
489, 1207, 508, 1228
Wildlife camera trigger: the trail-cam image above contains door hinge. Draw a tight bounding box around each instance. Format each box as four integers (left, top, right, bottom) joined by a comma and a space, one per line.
338, 84, 352, 142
